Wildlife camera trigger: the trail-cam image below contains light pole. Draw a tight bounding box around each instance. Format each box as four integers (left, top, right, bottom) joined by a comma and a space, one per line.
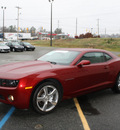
97, 19, 99, 37
48, 0, 54, 46
76, 18, 77, 36
91, 28, 93, 34
16, 6, 21, 40
1, 6, 6, 41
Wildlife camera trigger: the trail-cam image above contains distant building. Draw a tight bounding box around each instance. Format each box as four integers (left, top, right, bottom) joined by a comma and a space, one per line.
38, 32, 70, 40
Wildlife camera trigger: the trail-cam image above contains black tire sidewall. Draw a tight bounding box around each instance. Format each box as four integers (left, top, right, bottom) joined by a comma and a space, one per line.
12, 48, 15, 52
112, 73, 120, 93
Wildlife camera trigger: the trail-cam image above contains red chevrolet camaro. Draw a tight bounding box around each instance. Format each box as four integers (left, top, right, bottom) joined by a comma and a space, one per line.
0, 48, 120, 114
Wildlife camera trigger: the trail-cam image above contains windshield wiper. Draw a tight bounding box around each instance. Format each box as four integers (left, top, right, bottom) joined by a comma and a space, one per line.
47, 61, 57, 64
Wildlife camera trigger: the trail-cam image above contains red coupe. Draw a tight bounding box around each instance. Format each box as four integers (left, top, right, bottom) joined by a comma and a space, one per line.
0, 48, 120, 114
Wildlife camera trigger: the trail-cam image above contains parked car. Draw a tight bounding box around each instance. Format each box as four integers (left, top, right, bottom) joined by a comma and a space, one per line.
0, 48, 120, 114
19, 42, 35, 51
0, 43, 10, 53
6, 42, 24, 52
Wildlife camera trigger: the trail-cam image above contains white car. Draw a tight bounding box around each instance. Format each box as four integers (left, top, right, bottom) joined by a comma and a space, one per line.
0, 43, 10, 53
0, 38, 3, 42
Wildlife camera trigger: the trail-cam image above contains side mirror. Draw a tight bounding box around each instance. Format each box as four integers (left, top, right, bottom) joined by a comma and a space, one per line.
77, 60, 91, 67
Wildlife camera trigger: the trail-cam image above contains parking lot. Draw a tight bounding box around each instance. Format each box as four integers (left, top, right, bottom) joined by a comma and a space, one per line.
0, 47, 120, 130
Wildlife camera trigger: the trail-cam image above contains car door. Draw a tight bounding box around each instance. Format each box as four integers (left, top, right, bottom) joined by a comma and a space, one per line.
68, 52, 110, 93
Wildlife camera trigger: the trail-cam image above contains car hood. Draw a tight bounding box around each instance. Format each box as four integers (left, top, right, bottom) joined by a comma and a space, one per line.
14, 45, 23, 48
0, 61, 53, 79
25, 45, 34, 47
0, 46, 10, 49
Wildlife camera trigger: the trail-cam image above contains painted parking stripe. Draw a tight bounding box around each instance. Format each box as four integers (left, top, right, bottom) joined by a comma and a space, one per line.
0, 107, 15, 129
73, 98, 90, 130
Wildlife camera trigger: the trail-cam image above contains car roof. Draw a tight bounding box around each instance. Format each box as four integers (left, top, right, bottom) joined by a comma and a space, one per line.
56, 48, 106, 52
56, 48, 118, 59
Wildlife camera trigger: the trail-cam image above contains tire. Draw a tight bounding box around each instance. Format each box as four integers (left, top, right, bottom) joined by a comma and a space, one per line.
12, 48, 15, 52
32, 82, 62, 114
112, 73, 120, 93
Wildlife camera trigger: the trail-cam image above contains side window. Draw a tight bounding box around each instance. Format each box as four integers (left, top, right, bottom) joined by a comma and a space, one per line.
104, 53, 112, 61
7, 43, 10, 46
20, 42, 23, 45
9, 43, 12, 46
80, 52, 105, 64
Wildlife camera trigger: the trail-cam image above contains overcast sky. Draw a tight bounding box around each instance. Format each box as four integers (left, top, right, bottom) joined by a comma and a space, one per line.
0, 0, 120, 36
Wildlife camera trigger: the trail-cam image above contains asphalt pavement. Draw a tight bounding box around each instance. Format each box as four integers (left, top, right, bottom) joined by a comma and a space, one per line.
0, 47, 120, 130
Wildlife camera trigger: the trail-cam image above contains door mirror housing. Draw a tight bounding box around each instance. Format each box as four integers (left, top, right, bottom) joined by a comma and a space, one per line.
77, 60, 91, 67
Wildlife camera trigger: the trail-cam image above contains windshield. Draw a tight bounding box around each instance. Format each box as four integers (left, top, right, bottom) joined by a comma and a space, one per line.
24, 42, 31, 45
38, 50, 80, 65
12, 42, 20, 46
0, 44, 6, 46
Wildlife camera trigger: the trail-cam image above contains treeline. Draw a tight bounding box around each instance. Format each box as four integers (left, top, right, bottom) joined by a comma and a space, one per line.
75, 33, 100, 39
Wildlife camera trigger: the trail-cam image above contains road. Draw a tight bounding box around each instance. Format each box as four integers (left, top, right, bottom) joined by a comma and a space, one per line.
0, 47, 120, 130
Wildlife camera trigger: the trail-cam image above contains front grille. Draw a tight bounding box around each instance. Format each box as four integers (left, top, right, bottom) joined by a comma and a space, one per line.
1, 49, 10, 52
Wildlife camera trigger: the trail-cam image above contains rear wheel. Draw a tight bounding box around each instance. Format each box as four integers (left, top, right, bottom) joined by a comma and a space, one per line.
112, 73, 120, 93
32, 82, 62, 114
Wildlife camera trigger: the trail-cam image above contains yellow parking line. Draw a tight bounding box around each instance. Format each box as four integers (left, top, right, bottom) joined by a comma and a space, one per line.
73, 98, 90, 130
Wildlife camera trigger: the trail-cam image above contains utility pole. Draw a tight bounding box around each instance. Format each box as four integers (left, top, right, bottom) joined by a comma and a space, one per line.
97, 19, 99, 37
48, 0, 54, 46
91, 28, 93, 34
105, 28, 106, 38
76, 18, 77, 36
58, 20, 59, 28
16, 6, 21, 40
1, 6, 6, 41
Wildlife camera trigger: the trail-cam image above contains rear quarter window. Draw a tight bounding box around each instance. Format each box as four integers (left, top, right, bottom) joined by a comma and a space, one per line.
104, 53, 112, 61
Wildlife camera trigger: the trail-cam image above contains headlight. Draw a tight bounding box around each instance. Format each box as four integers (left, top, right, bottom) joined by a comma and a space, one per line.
27, 46, 30, 48
0, 79, 19, 87
15, 46, 18, 48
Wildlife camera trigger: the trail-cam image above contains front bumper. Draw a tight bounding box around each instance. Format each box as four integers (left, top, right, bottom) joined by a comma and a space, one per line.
26, 47, 35, 51
0, 49, 10, 53
0, 80, 32, 109
15, 48, 24, 51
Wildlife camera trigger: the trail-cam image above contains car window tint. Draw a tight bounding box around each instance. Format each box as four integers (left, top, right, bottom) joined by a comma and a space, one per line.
8, 43, 11, 46
104, 53, 112, 61
80, 52, 105, 64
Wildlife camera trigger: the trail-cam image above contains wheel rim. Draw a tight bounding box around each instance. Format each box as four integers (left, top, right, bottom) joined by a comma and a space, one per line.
118, 75, 120, 90
36, 85, 59, 112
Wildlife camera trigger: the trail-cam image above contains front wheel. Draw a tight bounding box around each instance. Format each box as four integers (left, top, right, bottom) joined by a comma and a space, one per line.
112, 73, 120, 93
12, 48, 15, 52
32, 82, 62, 114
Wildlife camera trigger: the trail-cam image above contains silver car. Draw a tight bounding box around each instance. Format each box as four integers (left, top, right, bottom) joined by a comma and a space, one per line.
0, 43, 10, 53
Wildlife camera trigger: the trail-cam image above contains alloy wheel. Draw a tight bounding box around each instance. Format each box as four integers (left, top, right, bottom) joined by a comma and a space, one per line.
36, 85, 59, 112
